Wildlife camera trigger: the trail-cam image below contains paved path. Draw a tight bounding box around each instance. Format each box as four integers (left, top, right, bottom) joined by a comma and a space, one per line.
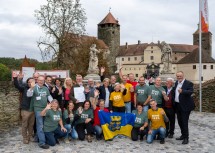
0, 111, 215, 153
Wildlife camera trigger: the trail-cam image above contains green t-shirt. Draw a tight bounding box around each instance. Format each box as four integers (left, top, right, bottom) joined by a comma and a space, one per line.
30, 85, 51, 112
63, 109, 75, 125
76, 109, 94, 124
150, 85, 165, 105
132, 110, 148, 127
43, 109, 62, 132
135, 84, 151, 104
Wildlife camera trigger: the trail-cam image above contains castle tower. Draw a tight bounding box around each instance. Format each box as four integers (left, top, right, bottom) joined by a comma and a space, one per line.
193, 25, 212, 57
98, 12, 120, 73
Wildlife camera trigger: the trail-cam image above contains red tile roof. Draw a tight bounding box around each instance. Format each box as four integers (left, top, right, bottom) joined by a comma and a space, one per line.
98, 12, 119, 25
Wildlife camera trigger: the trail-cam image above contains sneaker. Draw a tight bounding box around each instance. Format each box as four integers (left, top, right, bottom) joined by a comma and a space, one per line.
160, 139, 165, 144
64, 138, 70, 144
87, 135, 92, 143
39, 144, 49, 149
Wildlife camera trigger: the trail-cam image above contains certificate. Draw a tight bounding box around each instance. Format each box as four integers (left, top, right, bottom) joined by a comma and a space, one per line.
74, 87, 85, 102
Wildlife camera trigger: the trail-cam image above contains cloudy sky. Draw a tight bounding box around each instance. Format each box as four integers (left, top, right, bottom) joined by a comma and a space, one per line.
0, 0, 214, 61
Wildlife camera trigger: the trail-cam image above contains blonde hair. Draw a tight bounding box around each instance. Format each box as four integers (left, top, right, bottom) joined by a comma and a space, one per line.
64, 77, 73, 88
103, 78, 110, 83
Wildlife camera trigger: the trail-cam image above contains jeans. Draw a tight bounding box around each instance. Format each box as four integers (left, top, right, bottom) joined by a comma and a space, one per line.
147, 127, 166, 143
94, 125, 102, 139
143, 105, 149, 112
64, 124, 78, 139
125, 102, 131, 113
35, 111, 46, 146
44, 126, 67, 146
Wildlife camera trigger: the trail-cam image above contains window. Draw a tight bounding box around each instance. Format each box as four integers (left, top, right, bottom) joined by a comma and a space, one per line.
175, 57, 177, 60
203, 65, 207, 69
136, 74, 138, 77
193, 65, 196, 69
151, 51, 153, 53
211, 65, 213, 69
151, 46, 153, 49
130, 68, 131, 70
124, 68, 126, 70
150, 56, 154, 60
141, 56, 144, 61
134, 68, 136, 70
134, 57, 137, 60
139, 68, 141, 70
128, 57, 130, 61
122, 58, 124, 61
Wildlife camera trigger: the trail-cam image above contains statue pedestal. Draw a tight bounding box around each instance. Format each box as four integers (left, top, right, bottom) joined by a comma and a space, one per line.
83, 73, 101, 84
159, 72, 176, 82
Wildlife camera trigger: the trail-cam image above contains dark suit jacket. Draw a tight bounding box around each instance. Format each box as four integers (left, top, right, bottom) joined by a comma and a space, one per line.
97, 85, 114, 100
172, 79, 195, 112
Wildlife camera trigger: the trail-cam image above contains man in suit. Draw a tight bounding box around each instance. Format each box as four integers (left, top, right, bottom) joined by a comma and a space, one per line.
173, 71, 195, 144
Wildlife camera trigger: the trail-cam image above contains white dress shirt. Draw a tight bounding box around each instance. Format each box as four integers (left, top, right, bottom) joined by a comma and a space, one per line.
175, 79, 185, 103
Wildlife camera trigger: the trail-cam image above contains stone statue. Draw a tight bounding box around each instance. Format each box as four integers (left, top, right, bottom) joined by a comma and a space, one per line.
88, 44, 100, 74
161, 41, 172, 73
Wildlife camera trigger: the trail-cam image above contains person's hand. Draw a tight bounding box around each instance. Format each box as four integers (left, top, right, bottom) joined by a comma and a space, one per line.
69, 113, 74, 118
148, 129, 152, 134
58, 87, 63, 95
30, 81, 36, 89
100, 67, 105, 73
12, 72, 18, 78
120, 84, 125, 89
162, 91, 166, 96
110, 110, 113, 113
45, 103, 51, 110
52, 87, 56, 93
94, 89, 99, 97
61, 127, 67, 133
78, 107, 83, 115
18, 73, 24, 79
85, 118, 91, 124
140, 126, 145, 131
178, 88, 182, 93
130, 86, 134, 92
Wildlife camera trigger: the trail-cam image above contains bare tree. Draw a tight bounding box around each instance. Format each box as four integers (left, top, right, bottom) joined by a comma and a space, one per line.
35, 0, 87, 68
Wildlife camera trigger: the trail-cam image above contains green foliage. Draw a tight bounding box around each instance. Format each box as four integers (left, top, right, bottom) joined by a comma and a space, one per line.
0, 63, 11, 81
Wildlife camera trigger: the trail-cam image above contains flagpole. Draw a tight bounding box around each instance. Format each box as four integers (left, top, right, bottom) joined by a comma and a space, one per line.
199, 0, 202, 112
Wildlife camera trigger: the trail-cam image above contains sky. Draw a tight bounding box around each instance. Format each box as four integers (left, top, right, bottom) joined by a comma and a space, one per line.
0, 0, 214, 61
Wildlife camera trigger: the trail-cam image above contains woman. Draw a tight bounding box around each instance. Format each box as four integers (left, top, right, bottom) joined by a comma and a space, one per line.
52, 78, 64, 111
109, 83, 127, 112
63, 101, 79, 143
131, 103, 148, 141
40, 99, 67, 146
13, 73, 35, 144
75, 101, 94, 142
97, 78, 114, 110
91, 90, 109, 140
63, 77, 75, 109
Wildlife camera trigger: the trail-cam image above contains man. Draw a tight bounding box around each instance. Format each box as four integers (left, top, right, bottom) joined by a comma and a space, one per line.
163, 78, 175, 138
134, 76, 151, 112
44, 75, 53, 94
121, 75, 134, 113
119, 66, 138, 110
147, 99, 169, 144
27, 75, 53, 149
173, 71, 195, 144
33, 72, 40, 83
85, 78, 96, 101
150, 77, 168, 108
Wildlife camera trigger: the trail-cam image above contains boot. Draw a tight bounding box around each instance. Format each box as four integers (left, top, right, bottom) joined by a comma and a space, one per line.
87, 135, 92, 143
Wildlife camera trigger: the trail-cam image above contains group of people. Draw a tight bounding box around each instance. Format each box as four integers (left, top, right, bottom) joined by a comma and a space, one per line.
13, 66, 195, 149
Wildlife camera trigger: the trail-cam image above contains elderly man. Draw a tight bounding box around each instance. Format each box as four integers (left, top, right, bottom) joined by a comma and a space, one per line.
163, 78, 175, 138
172, 71, 195, 144
85, 78, 96, 101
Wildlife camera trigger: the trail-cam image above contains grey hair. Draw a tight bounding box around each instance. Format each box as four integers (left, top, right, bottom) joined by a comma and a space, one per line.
167, 77, 174, 83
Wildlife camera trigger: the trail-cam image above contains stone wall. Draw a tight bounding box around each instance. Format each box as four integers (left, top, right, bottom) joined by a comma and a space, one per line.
193, 79, 215, 112
0, 81, 20, 133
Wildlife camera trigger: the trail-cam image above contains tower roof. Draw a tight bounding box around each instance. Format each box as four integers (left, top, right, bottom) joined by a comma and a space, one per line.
98, 12, 119, 25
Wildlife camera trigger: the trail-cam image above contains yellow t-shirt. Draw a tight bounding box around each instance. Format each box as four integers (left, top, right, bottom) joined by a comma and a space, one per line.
123, 83, 133, 102
109, 91, 125, 107
148, 108, 166, 129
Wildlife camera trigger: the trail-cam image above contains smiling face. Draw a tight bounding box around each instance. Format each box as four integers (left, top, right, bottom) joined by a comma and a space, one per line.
137, 105, 143, 112
176, 71, 184, 83
84, 101, 90, 110
155, 77, 161, 86
114, 84, 121, 92
37, 76, 45, 87
149, 100, 157, 110
27, 78, 34, 88
139, 77, 145, 86
110, 76, 116, 85
51, 101, 59, 111
68, 102, 74, 111
55, 79, 61, 87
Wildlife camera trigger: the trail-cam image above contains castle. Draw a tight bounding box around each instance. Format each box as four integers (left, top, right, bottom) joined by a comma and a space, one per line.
97, 12, 215, 83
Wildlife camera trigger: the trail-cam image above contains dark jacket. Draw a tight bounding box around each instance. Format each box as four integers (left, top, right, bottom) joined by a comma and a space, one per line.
97, 85, 114, 100
172, 79, 195, 112
13, 77, 32, 110
52, 85, 63, 104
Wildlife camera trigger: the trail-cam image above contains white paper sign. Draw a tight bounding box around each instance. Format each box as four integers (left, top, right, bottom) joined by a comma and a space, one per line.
74, 87, 85, 102
22, 67, 35, 82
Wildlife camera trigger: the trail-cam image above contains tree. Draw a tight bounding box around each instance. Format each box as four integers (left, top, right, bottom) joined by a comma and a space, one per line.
0, 63, 11, 81
35, 0, 87, 68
